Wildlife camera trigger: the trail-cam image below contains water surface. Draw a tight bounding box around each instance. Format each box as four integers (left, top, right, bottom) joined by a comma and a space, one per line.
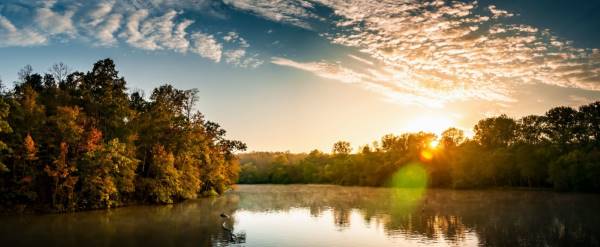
2, 185, 600, 246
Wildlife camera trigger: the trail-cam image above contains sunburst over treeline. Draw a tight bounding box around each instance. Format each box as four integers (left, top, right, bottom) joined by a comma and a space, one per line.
0, 59, 246, 212
239, 102, 600, 192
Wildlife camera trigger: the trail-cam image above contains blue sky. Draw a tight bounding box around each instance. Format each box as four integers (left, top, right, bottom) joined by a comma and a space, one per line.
1, 0, 599, 152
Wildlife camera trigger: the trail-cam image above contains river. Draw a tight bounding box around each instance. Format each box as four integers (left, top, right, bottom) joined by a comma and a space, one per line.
1, 184, 599, 246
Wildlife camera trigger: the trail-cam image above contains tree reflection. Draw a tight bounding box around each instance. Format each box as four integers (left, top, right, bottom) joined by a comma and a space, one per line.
0, 196, 241, 247
233, 185, 600, 246
1, 185, 599, 246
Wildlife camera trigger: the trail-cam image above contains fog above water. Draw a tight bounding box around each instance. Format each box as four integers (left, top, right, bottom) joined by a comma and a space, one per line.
2, 185, 600, 247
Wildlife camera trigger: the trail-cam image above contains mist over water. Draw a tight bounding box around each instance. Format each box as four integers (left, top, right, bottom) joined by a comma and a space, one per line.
2, 185, 600, 247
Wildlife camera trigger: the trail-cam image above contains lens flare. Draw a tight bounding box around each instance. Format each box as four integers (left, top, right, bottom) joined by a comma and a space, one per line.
386, 163, 428, 213
420, 150, 433, 161
388, 163, 428, 188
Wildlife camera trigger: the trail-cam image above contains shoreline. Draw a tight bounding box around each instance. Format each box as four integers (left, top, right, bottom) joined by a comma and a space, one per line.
3, 184, 597, 216
0, 193, 224, 216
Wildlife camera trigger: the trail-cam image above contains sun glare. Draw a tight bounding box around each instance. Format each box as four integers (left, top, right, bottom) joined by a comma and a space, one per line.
404, 115, 454, 136
429, 140, 440, 149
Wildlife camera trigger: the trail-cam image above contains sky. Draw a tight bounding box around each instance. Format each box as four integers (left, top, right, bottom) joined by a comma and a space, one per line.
0, 0, 599, 153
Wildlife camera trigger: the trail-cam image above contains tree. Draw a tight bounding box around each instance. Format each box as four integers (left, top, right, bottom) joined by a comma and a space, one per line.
52, 106, 85, 146
473, 114, 517, 148
333, 141, 352, 155
81, 59, 132, 140
544, 106, 580, 146
17, 65, 33, 82
579, 102, 600, 144
49, 62, 71, 83
516, 115, 546, 144
0, 98, 12, 172
80, 139, 138, 208
176, 152, 201, 199
44, 142, 78, 210
140, 145, 180, 204
441, 128, 465, 148
183, 88, 199, 120
0, 58, 247, 212
236, 101, 600, 193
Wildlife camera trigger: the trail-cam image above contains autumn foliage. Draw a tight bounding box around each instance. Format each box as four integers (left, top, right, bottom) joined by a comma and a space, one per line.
0, 59, 245, 212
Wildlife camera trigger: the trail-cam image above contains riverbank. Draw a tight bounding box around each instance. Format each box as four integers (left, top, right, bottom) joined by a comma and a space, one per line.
0, 189, 228, 215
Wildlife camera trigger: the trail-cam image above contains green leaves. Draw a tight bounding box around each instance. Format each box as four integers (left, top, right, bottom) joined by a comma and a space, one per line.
239, 101, 600, 192
0, 59, 245, 211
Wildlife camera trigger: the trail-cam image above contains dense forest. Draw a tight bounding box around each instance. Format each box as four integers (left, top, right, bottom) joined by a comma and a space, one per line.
0, 59, 245, 212
239, 102, 600, 192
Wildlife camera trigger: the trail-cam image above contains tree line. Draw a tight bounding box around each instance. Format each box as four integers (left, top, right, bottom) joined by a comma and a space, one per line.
0, 59, 245, 212
239, 102, 600, 192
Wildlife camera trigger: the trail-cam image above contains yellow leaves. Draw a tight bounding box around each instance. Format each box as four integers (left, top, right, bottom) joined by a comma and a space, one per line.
79, 138, 139, 207
44, 141, 79, 209
176, 152, 201, 199
24, 134, 38, 161
45, 142, 75, 179
0, 98, 12, 135
0, 99, 12, 174
140, 144, 181, 203
0, 59, 243, 210
151, 144, 176, 174
53, 106, 85, 143
21, 86, 45, 115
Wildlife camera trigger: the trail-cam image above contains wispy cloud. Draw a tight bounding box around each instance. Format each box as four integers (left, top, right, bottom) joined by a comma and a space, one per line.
80, 1, 122, 46
221, 31, 262, 68
1, 0, 598, 98
0, 15, 47, 47
271, 57, 449, 107
120, 10, 192, 52
0, 0, 263, 67
347, 54, 374, 66
190, 32, 222, 62
95, 13, 122, 45
222, 0, 318, 29
34, 0, 76, 36
260, 0, 600, 106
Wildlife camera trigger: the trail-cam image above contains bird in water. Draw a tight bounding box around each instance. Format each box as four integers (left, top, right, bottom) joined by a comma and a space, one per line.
220, 213, 246, 243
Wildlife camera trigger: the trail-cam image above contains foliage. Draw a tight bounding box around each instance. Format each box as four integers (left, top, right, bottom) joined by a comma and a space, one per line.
0, 98, 10, 173
0, 59, 245, 212
239, 101, 600, 192
332, 141, 352, 155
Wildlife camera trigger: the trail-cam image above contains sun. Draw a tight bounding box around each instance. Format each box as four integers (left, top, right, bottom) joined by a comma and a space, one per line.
403, 115, 455, 136
420, 140, 440, 161
429, 139, 440, 149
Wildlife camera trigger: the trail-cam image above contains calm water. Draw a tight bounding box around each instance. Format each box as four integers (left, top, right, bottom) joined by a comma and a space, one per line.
2, 185, 600, 246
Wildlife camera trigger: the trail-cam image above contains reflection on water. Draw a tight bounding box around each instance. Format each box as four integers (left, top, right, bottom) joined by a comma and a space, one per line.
1, 185, 600, 246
